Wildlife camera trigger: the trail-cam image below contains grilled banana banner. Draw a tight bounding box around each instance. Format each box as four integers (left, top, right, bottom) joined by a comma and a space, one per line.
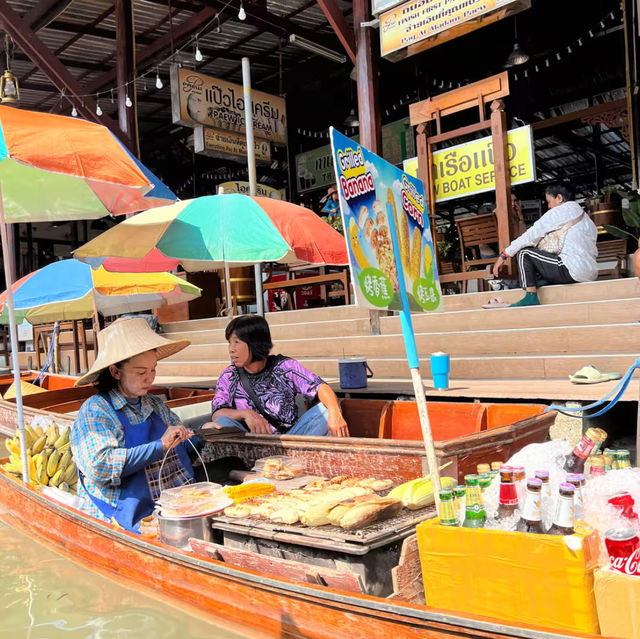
330, 128, 441, 312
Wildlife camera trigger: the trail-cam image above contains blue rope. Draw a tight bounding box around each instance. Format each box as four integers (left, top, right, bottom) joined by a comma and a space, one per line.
35, 322, 60, 385
546, 358, 640, 419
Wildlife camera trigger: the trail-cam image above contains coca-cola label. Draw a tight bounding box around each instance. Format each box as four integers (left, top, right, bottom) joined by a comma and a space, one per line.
573, 437, 595, 460
610, 548, 640, 576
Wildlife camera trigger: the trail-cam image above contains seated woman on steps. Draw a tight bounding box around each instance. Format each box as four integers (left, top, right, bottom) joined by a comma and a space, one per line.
491, 183, 597, 307
202, 315, 349, 437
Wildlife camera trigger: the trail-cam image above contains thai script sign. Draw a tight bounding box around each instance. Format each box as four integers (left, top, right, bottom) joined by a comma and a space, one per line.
296, 119, 415, 194
403, 125, 535, 202
380, 0, 519, 57
218, 181, 283, 199
331, 128, 441, 312
171, 65, 287, 144
193, 127, 271, 163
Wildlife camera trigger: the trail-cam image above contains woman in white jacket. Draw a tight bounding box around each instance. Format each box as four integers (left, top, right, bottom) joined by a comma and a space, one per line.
492, 184, 598, 307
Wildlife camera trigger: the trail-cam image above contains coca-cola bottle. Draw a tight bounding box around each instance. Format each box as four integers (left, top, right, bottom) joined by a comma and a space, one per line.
516, 478, 545, 534
547, 483, 576, 536
496, 467, 518, 523
563, 428, 600, 474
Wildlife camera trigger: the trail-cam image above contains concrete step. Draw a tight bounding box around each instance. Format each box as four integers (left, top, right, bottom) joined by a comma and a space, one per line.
383, 298, 640, 334
162, 304, 368, 333
164, 322, 640, 361
166, 317, 373, 344
157, 352, 638, 381
440, 278, 640, 311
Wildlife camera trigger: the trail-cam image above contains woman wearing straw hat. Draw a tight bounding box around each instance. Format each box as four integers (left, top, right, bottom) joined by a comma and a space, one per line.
70, 317, 195, 532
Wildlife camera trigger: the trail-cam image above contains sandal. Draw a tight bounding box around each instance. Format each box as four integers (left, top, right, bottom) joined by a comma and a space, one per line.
482, 296, 510, 309
569, 365, 622, 384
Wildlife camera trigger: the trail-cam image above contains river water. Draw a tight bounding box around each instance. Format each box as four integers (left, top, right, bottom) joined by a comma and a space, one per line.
0, 518, 255, 639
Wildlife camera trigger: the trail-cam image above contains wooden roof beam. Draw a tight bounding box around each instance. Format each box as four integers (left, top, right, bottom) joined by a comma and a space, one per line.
0, 0, 123, 140
83, 6, 217, 94
316, 0, 356, 64
21, 0, 75, 32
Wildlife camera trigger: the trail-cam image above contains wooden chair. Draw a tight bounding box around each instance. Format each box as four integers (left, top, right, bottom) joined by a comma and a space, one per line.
596, 239, 628, 279
454, 213, 499, 292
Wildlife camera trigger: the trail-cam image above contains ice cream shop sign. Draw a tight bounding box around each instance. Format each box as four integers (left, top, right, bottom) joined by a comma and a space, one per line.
170, 65, 287, 144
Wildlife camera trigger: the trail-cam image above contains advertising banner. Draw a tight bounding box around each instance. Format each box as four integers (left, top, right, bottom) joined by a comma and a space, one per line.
194, 127, 271, 163
380, 0, 519, 57
171, 65, 287, 144
330, 129, 441, 312
403, 125, 535, 202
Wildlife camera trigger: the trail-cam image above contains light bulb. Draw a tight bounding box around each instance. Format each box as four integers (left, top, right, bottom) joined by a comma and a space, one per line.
195, 46, 203, 62
96, 103, 102, 116
155, 73, 163, 89
71, 106, 78, 117
125, 94, 132, 107
238, 2, 246, 20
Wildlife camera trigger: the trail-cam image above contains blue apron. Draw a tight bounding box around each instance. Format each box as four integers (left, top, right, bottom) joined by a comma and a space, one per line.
80, 394, 194, 532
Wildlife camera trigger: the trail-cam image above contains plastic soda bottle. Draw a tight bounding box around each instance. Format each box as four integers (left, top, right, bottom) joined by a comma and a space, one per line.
439, 489, 458, 526
547, 483, 576, 536
462, 475, 486, 528
618, 450, 631, 469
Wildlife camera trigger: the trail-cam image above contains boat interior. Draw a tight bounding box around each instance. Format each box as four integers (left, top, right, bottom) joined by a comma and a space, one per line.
0, 372, 549, 443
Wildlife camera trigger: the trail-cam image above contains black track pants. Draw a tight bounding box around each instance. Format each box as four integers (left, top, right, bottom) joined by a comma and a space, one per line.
515, 247, 576, 289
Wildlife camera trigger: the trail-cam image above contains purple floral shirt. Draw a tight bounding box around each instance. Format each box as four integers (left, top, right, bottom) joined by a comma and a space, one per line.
211, 356, 325, 433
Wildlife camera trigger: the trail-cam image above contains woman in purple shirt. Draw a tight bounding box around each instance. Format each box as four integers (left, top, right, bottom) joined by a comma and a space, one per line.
203, 315, 349, 437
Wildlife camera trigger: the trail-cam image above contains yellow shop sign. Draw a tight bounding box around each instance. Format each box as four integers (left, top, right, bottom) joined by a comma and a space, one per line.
404, 125, 535, 202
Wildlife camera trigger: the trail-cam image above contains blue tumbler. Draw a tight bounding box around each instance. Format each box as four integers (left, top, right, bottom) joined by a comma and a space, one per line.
430, 352, 450, 390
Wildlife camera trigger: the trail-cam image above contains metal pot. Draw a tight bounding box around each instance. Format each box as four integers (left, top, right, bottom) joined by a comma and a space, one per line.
157, 513, 214, 550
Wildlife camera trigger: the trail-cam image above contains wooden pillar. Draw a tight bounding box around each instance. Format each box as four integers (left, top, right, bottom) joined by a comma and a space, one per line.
623, 0, 640, 188
416, 123, 438, 266
115, 0, 139, 156
353, 0, 381, 153
12, 223, 20, 278
490, 100, 515, 271
25, 223, 33, 273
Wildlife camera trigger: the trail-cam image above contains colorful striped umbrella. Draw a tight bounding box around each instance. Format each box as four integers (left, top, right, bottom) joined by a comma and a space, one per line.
0, 106, 156, 222
75, 195, 349, 271
0, 106, 170, 484
0, 260, 200, 325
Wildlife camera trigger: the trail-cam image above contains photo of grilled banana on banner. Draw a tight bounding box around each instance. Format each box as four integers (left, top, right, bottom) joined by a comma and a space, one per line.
3, 423, 78, 493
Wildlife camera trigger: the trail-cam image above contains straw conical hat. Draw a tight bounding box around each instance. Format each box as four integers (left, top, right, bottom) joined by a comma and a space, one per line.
75, 317, 190, 386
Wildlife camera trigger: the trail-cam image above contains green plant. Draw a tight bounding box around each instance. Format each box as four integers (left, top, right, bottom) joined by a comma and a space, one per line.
437, 240, 453, 260
602, 225, 639, 243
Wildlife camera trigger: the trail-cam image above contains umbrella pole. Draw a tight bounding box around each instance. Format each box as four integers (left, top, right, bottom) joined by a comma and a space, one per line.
242, 56, 264, 316
223, 263, 233, 317
0, 201, 30, 484
385, 202, 441, 510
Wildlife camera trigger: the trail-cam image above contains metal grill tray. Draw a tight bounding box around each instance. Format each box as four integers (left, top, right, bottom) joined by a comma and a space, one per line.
210, 506, 436, 555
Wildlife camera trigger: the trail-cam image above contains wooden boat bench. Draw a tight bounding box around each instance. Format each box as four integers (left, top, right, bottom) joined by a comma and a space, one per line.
189, 538, 365, 594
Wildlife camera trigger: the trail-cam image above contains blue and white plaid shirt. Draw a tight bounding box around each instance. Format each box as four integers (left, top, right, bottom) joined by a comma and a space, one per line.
70, 389, 184, 522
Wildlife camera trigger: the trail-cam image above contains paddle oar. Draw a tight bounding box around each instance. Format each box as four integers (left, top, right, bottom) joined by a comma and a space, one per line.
385, 199, 442, 511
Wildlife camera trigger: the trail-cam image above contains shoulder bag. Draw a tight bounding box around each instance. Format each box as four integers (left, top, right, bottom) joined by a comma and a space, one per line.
536, 212, 585, 255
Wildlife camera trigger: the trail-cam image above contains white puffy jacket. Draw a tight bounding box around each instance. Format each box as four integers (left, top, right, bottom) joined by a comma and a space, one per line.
504, 201, 598, 282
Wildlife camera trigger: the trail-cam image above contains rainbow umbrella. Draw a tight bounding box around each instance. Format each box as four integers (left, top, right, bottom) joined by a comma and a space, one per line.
75, 194, 349, 271
0, 106, 161, 483
0, 260, 200, 325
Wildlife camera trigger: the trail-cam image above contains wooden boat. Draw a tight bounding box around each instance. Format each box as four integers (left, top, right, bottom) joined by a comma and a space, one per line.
0, 385, 553, 482
0, 455, 593, 639
0, 370, 77, 396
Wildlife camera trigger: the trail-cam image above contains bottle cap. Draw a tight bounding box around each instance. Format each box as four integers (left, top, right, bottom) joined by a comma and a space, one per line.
534, 470, 549, 479
559, 482, 575, 493
477, 463, 491, 474
491, 461, 503, 471
527, 478, 543, 488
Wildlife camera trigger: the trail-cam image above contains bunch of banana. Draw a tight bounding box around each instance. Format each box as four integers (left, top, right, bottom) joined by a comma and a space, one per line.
2, 422, 77, 494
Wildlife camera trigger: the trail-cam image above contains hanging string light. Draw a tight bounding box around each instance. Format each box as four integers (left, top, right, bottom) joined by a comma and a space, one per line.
71, 106, 78, 117
195, 38, 203, 62
238, 1, 246, 21
95, 96, 102, 116
155, 69, 164, 89
125, 92, 132, 107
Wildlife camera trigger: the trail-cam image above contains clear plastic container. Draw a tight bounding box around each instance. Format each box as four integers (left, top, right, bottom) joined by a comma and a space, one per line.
157, 482, 224, 517
252, 456, 304, 479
